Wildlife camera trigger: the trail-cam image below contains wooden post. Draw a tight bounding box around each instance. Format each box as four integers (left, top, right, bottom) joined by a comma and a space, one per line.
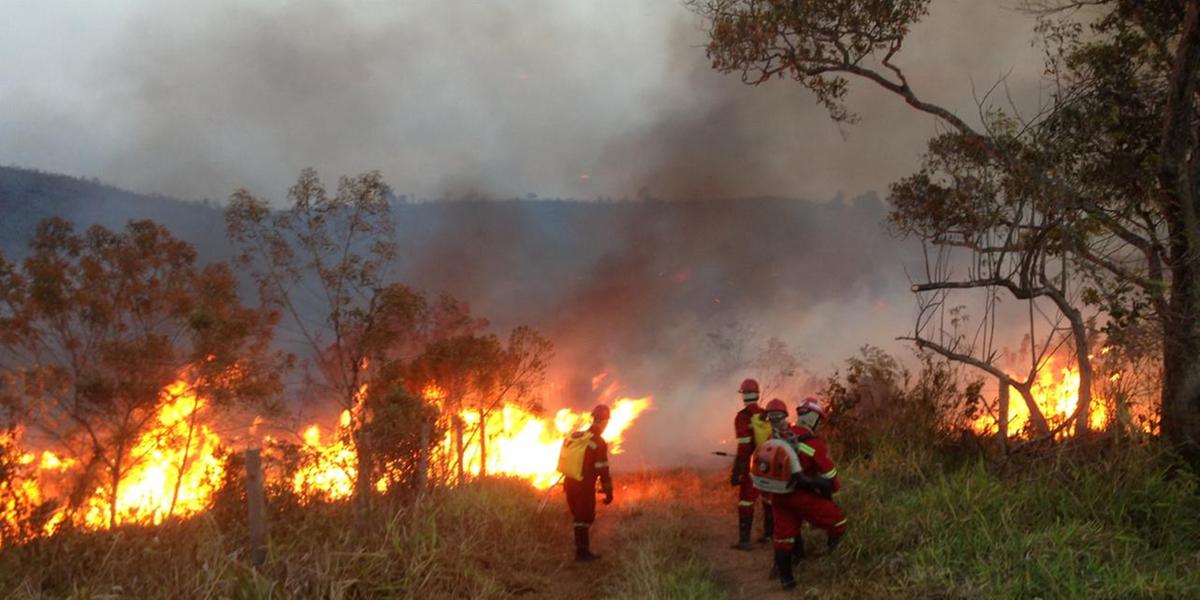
244, 448, 267, 567
416, 423, 431, 496
999, 381, 1010, 452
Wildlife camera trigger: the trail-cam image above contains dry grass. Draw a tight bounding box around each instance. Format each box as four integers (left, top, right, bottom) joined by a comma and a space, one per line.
1, 478, 568, 599
4, 446, 1197, 599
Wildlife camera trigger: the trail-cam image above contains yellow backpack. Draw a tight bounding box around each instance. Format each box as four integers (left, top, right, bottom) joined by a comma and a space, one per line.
750, 413, 772, 448
557, 431, 593, 482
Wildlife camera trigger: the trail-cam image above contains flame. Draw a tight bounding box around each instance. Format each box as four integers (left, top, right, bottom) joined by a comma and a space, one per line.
4, 368, 653, 541
973, 360, 1111, 437
79, 380, 225, 528
290, 382, 374, 501
2, 378, 224, 544
445, 397, 652, 490
291, 422, 359, 501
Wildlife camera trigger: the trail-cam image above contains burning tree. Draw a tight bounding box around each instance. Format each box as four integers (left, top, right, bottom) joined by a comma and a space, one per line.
0, 218, 281, 529
227, 169, 424, 507
691, 0, 1200, 458
407, 326, 552, 484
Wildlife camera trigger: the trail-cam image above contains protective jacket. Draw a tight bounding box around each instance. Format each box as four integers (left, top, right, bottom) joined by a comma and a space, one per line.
732, 404, 766, 515
769, 425, 847, 553
564, 423, 612, 529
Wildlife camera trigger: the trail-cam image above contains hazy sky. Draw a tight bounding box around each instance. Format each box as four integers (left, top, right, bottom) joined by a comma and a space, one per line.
0, 0, 1046, 203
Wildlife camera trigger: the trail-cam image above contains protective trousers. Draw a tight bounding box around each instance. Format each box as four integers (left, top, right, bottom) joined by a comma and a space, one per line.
565, 478, 597, 559
771, 490, 847, 551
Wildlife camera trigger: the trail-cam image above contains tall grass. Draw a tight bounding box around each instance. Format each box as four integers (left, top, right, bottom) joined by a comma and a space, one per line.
3, 446, 1197, 599
1, 478, 567, 599
805, 442, 1200, 599
604, 470, 723, 600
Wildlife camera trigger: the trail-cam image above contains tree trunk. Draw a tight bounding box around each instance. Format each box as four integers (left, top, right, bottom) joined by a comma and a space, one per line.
108, 448, 124, 529
353, 428, 373, 511
1162, 259, 1200, 466
1157, 0, 1200, 468
1015, 382, 1052, 439
168, 393, 201, 519
453, 415, 464, 485
416, 423, 431, 494
1067, 308, 1094, 436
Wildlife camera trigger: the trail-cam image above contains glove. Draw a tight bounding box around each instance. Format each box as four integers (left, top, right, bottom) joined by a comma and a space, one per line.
730, 464, 743, 487
790, 472, 833, 499
603, 489, 614, 505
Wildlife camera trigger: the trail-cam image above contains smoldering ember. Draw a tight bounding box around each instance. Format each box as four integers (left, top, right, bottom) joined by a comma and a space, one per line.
1, 2, 1198, 599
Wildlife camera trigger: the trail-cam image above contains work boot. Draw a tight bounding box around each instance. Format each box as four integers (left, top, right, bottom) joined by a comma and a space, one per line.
574, 526, 601, 562
759, 507, 774, 543
729, 513, 754, 550
774, 549, 796, 590
768, 539, 805, 580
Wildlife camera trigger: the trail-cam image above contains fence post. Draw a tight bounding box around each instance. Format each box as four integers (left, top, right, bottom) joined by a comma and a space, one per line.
999, 381, 1010, 452
245, 448, 267, 567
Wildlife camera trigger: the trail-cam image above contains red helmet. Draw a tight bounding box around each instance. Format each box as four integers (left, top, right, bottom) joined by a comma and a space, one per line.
592, 404, 611, 421
796, 397, 826, 419
764, 398, 788, 415
738, 378, 760, 394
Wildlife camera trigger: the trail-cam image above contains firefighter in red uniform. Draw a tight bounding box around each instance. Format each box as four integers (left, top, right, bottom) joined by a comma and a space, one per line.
765, 396, 848, 589
563, 404, 614, 562
730, 378, 773, 550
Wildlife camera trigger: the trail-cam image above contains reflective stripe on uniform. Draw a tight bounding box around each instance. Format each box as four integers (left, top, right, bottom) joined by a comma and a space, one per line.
773, 536, 795, 544
738, 500, 755, 507
821, 468, 838, 479
736, 436, 752, 444
834, 519, 847, 527
796, 443, 816, 456
574, 522, 591, 528
594, 461, 608, 468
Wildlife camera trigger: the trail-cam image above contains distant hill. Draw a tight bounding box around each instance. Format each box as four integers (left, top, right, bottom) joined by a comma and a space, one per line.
0, 166, 226, 260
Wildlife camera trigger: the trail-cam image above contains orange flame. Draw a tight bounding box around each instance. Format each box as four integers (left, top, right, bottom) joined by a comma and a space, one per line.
79, 380, 225, 528
2, 378, 224, 544
449, 397, 652, 490
972, 360, 1115, 437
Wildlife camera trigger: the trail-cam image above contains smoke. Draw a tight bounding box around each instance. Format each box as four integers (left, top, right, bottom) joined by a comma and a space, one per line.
383, 195, 921, 467
0, 0, 1052, 467
0, 0, 1044, 203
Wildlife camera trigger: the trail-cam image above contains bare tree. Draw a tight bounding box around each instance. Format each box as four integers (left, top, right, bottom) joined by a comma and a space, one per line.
226, 169, 427, 507
691, 0, 1200, 460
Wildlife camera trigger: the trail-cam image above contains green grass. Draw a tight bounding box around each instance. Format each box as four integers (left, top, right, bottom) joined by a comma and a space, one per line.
604, 470, 724, 600
819, 442, 1200, 599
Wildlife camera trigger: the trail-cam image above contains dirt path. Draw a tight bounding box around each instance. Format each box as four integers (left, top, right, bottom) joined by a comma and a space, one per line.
694, 514, 796, 598
525, 487, 619, 600
689, 470, 836, 600
527, 469, 838, 599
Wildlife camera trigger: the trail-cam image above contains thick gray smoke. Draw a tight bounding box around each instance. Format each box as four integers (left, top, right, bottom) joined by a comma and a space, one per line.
0, 1, 1044, 203
0, 0, 1051, 467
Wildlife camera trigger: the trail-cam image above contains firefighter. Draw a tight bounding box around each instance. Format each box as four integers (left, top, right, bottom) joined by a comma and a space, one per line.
561, 404, 614, 562
730, 377, 773, 550
790, 397, 847, 551
761, 396, 846, 589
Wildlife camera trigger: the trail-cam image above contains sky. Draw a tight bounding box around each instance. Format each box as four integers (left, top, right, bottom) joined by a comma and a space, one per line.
0, 0, 1047, 203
